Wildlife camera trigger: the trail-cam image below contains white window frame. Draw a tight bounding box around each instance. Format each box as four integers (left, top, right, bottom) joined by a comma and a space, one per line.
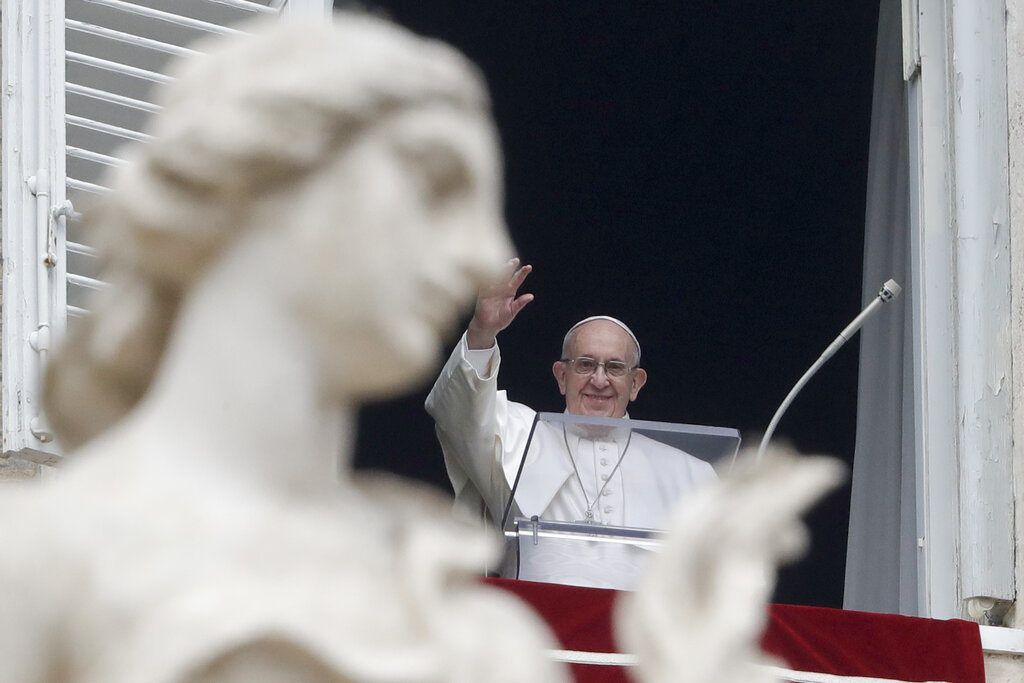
1, 0, 332, 467
2, 0, 68, 465
906, 0, 1016, 619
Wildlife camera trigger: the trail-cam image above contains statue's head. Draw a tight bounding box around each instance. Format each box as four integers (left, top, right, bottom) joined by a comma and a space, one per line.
45, 13, 511, 450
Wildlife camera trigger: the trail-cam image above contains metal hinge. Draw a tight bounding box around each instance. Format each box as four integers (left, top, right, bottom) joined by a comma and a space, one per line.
48, 200, 74, 267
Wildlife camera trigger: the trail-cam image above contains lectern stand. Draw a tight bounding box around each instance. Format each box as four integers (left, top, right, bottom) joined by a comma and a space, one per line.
511, 517, 663, 590
500, 412, 740, 591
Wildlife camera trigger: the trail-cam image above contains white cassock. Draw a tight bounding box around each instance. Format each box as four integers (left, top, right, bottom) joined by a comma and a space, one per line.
425, 332, 717, 589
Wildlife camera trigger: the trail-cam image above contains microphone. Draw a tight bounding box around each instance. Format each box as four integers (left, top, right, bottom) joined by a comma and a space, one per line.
756, 279, 902, 462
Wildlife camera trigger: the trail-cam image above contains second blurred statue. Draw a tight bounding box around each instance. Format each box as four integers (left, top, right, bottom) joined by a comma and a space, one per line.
0, 13, 565, 683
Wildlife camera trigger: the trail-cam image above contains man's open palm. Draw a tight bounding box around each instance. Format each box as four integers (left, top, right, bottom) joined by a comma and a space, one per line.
467, 258, 534, 349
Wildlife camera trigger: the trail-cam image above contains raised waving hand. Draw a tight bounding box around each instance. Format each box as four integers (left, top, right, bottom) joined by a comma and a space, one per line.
466, 258, 534, 349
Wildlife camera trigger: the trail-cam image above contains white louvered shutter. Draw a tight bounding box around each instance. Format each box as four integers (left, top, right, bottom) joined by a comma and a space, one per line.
2, 0, 332, 465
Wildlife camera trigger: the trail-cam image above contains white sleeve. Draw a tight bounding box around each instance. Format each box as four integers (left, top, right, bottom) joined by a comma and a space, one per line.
425, 332, 506, 520
463, 341, 498, 378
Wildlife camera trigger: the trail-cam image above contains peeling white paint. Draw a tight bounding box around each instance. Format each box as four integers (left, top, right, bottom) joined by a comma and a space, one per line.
950, 0, 1015, 604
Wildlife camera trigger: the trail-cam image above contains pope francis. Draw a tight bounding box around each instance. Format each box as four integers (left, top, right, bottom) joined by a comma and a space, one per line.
426, 259, 716, 587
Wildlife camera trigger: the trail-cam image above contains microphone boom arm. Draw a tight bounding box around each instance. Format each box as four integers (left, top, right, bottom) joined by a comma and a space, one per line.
756, 279, 902, 462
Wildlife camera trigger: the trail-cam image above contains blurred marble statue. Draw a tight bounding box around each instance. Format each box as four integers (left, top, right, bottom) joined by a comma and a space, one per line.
616, 449, 843, 683
0, 14, 565, 683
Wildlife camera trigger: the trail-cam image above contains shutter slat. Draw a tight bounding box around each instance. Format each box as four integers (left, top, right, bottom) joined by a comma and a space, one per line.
67, 177, 112, 195
66, 19, 198, 58
80, 1, 244, 36
66, 145, 126, 168
206, 0, 279, 14
67, 241, 99, 257
66, 114, 152, 142
68, 273, 109, 290
66, 50, 173, 84
66, 82, 161, 114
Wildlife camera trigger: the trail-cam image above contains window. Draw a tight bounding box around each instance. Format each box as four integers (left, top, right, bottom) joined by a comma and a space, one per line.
1, 0, 331, 465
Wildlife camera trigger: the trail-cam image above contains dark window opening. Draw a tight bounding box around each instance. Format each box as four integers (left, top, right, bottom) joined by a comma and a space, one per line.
350, 1, 880, 609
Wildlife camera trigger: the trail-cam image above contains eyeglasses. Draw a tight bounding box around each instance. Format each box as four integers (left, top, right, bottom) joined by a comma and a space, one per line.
560, 356, 635, 378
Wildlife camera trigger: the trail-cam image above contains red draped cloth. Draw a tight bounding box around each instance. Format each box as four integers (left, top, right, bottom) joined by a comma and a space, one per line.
486, 578, 985, 683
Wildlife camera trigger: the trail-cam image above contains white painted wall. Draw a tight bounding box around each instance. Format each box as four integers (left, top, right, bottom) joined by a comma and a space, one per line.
1007, 0, 1024, 634
949, 0, 1015, 613
987, 0, 1024, 677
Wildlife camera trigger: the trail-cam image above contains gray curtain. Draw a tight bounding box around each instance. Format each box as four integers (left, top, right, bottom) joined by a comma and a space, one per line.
843, 0, 917, 615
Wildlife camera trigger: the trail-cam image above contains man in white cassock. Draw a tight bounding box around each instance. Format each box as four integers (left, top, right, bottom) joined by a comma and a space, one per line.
426, 259, 717, 588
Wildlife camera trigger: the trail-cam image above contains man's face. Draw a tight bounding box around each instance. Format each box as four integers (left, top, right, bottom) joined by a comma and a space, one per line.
551, 320, 647, 418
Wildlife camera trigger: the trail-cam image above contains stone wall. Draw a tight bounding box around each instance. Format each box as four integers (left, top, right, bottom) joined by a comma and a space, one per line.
986, 652, 1024, 682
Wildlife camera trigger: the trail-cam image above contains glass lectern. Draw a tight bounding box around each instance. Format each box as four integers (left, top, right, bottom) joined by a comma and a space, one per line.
498, 412, 740, 591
